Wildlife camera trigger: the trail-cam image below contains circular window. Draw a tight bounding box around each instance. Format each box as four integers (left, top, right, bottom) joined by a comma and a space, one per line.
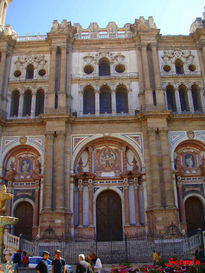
84, 65, 94, 74
14, 70, 21, 77
115, 64, 125, 73
188, 64, 196, 72
38, 69, 46, 76
163, 65, 171, 72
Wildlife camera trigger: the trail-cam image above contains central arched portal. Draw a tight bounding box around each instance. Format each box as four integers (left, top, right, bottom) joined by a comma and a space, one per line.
185, 196, 205, 235
96, 190, 123, 241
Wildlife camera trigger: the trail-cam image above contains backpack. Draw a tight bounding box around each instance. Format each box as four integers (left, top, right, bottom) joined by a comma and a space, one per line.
13, 252, 21, 264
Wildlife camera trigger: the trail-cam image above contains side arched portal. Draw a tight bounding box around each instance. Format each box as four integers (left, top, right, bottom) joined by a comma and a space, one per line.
14, 201, 33, 241
96, 190, 123, 241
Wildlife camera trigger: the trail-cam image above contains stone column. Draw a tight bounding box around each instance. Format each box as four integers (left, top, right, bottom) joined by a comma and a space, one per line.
49, 45, 57, 92
187, 89, 194, 112
66, 43, 73, 113
43, 133, 54, 210
128, 89, 132, 114
64, 125, 71, 212
151, 43, 164, 107
159, 128, 175, 207
58, 45, 67, 112
133, 179, 140, 225
123, 178, 130, 225
148, 129, 161, 207
54, 132, 65, 210
111, 89, 116, 114
0, 50, 6, 96
122, 146, 127, 172
176, 180, 185, 223
95, 89, 100, 115
78, 180, 83, 226
60, 46, 67, 92
88, 179, 93, 226
136, 45, 144, 93
175, 89, 181, 113
197, 45, 205, 87
34, 187, 40, 226
79, 89, 83, 115
18, 93, 23, 117
88, 147, 93, 172
31, 91, 37, 118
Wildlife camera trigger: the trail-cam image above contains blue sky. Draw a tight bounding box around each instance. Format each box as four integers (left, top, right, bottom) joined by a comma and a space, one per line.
5, 0, 205, 36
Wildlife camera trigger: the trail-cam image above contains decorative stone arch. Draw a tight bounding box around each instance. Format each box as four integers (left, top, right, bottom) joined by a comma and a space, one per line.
1, 138, 44, 179
71, 134, 144, 172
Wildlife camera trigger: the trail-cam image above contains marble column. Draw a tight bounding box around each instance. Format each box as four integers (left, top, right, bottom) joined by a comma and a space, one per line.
148, 129, 161, 208
78, 180, 83, 226
31, 91, 37, 118
111, 89, 116, 114
175, 89, 181, 113
187, 89, 194, 112
123, 179, 130, 225
95, 89, 100, 115
88, 179, 93, 226
54, 132, 65, 210
18, 93, 23, 117
159, 128, 175, 207
43, 133, 54, 210
133, 180, 140, 225
176, 180, 185, 223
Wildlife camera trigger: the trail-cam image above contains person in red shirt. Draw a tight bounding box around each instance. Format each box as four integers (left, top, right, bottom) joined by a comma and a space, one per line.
22, 251, 29, 267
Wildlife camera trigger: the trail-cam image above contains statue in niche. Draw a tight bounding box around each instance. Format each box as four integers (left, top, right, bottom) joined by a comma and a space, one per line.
100, 148, 116, 170
31, 159, 42, 180
132, 157, 139, 172
4, 161, 16, 182
21, 159, 31, 174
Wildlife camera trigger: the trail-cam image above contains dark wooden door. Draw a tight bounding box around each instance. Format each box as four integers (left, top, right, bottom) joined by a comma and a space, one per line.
14, 202, 33, 241
185, 197, 205, 235
96, 190, 123, 241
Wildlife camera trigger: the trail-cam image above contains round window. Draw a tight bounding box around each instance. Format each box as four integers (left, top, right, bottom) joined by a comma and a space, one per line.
188, 64, 196, 72
84, 65, 94, 74
163, 65, 171, 72
38, 69, 46, 76
14, 70, 21, 77
115, 64, 125, 73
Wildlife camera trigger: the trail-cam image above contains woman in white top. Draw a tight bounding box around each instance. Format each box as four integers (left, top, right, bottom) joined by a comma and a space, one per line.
89, 253, 102, 273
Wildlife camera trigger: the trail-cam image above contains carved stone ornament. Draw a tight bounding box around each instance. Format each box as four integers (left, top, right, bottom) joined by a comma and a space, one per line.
187, 131, 195, 139
161, 50, 195, 64
19, 136, 27, 144
15, 55, 47, 68
50, 19, 77, 37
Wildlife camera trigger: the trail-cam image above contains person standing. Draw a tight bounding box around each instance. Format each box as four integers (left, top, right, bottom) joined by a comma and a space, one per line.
12, 250, 22, 273
153, 250, 158, 265
76, 254, 90, 273
89, 253, 102, 273
36, 251, 50, 273
22, 251, 29, 267
52, 250, 66, 273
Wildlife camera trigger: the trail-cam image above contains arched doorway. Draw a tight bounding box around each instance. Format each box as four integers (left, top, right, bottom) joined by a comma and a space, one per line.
185, 196, 205, 235
14, 202, 33, 241
96, 190, 123, 241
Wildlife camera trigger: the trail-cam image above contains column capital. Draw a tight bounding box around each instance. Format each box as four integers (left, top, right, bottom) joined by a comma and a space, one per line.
133, 183, 139, 190
177, 180, 182, 187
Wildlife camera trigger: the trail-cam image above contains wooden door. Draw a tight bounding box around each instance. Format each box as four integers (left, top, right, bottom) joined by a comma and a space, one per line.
14, 202, 33, 241
96, 190, 123, 241
185, 196, 205, 235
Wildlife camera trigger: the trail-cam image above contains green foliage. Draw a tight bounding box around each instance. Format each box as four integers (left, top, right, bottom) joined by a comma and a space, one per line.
148, 269, 159, 273
156, 260, 166, 267
187, 266, 197, 273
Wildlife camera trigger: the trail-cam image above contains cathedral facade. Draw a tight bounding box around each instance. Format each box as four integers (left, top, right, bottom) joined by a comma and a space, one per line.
1, 1, 205, 242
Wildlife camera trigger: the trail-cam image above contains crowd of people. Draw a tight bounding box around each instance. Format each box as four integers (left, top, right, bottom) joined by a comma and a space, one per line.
11, 248, 102, 273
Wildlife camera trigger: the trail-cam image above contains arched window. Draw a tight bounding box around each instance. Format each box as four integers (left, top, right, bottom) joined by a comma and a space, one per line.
191, 85, 202, 112
23, 90, 32, 116
35, 89, 45, 116
116, 85, 128, 113
179, 85, 189, 111
166, 85, 176, 112
100, 86, 112, 114
26, 64, 34, 79
10, 90, 20, 117
83, 86, 95, 114
99, 58, 110, 76
175, 59, 184, 75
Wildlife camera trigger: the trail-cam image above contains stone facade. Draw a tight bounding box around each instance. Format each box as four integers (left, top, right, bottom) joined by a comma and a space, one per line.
0, 4, 205, 242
